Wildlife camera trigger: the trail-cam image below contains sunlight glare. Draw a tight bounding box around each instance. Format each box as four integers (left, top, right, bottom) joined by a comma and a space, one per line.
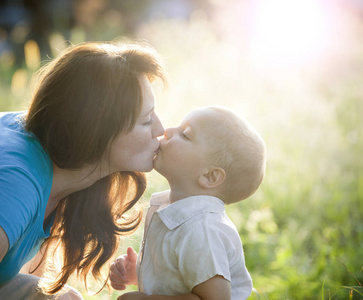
249, 0, 331, 68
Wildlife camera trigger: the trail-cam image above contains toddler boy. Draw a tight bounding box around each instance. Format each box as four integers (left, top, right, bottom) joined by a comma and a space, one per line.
111, 106, 266, 300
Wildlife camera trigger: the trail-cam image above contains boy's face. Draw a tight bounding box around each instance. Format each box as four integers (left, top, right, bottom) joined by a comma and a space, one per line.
153, 108, 216, 186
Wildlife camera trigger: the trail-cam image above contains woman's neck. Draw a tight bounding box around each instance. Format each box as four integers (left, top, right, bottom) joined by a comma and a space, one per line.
45, 163, 107, 219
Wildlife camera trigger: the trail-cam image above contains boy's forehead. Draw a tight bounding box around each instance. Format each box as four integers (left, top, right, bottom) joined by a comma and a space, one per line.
183, 108, 216, 125
184, 109, 221, 134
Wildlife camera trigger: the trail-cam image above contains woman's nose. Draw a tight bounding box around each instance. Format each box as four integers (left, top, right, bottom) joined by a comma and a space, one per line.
153, 114, 165, 138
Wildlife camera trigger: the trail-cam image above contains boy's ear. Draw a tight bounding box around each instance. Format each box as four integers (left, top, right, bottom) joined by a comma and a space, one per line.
198, 167, 226, 189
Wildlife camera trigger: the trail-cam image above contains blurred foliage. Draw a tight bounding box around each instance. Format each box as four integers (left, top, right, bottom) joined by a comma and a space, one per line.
1, 0, 362, 299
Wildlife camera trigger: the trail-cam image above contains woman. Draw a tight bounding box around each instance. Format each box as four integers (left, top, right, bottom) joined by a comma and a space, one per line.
0, 41, 166, 299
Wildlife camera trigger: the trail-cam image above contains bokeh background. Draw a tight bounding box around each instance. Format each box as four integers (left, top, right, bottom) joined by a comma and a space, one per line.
1, 0, 362, 299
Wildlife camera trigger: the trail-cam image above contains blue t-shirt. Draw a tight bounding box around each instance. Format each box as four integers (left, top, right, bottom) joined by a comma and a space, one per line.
0, 111, 53, 284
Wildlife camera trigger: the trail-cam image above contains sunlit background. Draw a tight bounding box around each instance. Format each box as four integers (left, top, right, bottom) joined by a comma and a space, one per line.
1, 0, 362, 299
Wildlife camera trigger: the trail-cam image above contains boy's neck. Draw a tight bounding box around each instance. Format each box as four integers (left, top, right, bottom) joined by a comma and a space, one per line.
168, 189, 192, 204
168, 186, 219, 204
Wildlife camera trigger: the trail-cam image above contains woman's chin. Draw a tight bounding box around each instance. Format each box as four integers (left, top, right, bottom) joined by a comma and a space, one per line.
142, 164, 154, 173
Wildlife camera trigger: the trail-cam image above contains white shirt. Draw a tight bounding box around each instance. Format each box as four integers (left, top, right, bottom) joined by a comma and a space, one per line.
137, 191, 252, 300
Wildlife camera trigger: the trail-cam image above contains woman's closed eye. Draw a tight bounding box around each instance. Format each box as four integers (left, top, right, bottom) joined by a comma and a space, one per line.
143, 119, 153, 126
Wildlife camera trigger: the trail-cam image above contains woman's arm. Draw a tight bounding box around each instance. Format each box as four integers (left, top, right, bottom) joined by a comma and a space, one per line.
1, 224, 47, 276
0, 225, 9, 263
19, 248, 46, 277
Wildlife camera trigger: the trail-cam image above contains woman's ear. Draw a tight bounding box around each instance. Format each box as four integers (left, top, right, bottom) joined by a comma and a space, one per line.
198, 167, 226, 189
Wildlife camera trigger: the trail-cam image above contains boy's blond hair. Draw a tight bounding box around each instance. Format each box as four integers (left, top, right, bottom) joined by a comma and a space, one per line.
205, 106, 266, 204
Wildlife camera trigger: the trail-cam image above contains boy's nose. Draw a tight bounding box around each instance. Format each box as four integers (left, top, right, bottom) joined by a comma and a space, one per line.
164, 127, 175, 139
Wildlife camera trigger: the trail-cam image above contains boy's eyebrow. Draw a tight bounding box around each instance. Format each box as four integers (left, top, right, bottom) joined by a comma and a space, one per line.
183, 125, 194, 136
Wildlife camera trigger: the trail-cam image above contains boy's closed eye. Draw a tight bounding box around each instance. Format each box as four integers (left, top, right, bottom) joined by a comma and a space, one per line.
180, 127, 193, 140
180, 131, 190, 140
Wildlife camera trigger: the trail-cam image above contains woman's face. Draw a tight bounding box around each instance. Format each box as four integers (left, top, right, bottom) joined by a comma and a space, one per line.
106, 76, 165, 173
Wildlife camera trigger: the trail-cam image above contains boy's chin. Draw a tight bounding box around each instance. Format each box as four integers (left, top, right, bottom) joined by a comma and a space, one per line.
153, 164, 162, 173
152, 162, 165, 176
153, 157, 171, 178
152, 159, 161, 171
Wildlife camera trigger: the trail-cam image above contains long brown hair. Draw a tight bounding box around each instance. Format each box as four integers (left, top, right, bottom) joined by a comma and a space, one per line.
25, 42, 166, 294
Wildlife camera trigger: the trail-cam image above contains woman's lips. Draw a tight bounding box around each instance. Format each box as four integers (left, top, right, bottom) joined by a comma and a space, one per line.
155, 145, 160, 154
153, 146, 160, 159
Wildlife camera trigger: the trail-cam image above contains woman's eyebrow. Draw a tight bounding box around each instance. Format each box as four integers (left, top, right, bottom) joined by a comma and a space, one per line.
142, 106, 154, 117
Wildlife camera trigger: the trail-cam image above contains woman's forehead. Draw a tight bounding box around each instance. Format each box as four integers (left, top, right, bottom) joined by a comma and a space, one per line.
139, 76, 155, 116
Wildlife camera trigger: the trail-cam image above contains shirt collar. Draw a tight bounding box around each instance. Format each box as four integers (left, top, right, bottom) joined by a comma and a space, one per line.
151, 191, 225, 230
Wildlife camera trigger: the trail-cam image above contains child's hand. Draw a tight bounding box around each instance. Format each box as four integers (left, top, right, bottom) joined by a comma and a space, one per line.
117, 291, 147, 300
110, 247, 138, 290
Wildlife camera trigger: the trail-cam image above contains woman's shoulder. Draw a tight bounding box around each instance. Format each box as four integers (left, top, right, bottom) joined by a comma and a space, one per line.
0, 111, 52, 182
0, 111, 26, 129
0, 112, 53, 236
0, 111, 30, 145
